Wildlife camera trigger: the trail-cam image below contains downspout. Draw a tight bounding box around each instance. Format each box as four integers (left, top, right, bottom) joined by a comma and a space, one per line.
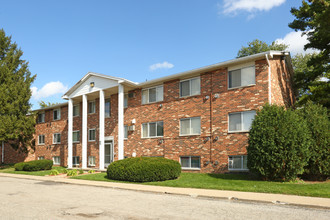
1, 141, 4, 164
209, 72, 213, 164
265, 54, 272, 105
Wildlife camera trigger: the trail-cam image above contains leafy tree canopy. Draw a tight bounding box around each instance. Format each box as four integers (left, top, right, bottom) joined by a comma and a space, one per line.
289, 0, 330, 108
0, 29, 36, 150
237, 39, 288, 58
39, 101, 60, 108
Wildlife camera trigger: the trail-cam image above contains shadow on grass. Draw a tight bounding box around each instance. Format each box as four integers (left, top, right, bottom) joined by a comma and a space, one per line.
206, 173, 262, 181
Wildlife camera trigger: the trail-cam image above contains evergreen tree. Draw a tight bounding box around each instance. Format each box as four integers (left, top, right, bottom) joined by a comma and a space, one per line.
289, 0, 330, 108
0, 29, 36, 151
237, 39, 288, 58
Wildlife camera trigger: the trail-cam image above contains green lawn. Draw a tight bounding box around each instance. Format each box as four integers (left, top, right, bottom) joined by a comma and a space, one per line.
0, 165, 66, 176
71, 172, 330, 198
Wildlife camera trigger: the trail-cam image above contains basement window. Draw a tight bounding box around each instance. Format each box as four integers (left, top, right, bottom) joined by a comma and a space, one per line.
180, 156, 200, 169
73, 156, 80, 166
53, 156, 61, 165
228, 155, 248, 171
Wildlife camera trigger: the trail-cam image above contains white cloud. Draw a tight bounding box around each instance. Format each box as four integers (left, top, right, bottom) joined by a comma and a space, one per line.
31, 81, 68, 100
221, 0, 286, 15
149, 61, 174, 71
275, 31, 317, 55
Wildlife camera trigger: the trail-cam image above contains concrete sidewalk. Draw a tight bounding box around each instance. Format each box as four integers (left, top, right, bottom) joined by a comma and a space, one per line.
0, 172, 329, 209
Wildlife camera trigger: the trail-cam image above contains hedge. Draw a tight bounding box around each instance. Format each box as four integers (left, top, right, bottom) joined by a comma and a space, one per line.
14, 160, 53, 171
107, 157, 181, 182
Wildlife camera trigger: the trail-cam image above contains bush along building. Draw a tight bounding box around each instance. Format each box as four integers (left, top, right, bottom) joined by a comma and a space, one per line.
0, 51, 295, 173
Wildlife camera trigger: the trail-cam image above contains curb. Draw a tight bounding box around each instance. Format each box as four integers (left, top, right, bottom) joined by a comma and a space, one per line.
1, 173, 329, 210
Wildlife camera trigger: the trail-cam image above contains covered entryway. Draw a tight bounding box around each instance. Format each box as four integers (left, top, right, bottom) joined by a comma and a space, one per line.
104, 140, 114, 168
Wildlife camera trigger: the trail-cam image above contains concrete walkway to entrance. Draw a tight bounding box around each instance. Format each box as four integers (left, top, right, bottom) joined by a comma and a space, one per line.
0, 172, 329, 209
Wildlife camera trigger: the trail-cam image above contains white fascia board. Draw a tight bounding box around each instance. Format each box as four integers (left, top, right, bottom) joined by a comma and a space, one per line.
33, 102, 68, 112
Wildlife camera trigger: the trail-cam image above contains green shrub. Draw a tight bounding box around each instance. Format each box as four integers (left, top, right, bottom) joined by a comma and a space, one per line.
67, 169, 78, 177
247, 104, 311, 181
14, 160, 53, 171
62, 169, 68, 174
78, 169, 84, 175
107, 157, 181, 182
88, 170, 95, 174
50, 169, 59, 176
298, 101, 330, 180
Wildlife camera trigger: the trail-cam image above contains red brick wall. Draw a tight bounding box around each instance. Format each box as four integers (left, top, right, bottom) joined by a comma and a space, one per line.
3, 57, 294, 173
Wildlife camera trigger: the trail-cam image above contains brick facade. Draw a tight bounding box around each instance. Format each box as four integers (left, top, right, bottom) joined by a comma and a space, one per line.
1, 53, 294, 173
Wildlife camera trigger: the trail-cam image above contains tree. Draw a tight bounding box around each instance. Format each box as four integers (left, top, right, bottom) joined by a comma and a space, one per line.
247, 104, 311, 181
298, 101, 330, 180
289, 0, 330, 108
39, 101, 60, 108
237, 39, 288, 58
0, 29, 36, 151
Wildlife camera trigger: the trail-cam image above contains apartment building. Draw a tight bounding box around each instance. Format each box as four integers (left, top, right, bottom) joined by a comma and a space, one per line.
0, 51, 295, 173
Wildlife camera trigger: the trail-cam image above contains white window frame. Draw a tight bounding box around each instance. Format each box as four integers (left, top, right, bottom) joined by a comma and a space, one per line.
53, 133, 61, 144
38, 112, 45, 123
88, 156, 96, 166
72, 130, 80, 143
228, 65, 256, 89
73, 104, 80, 117
124, 125, 128, 139
38, 135, 45, 145
88, 129, 96, 142
53, 156, 61, 165
179, 77, 201, 97
228, 110, 256, 133
124, 94, 128, 108
179, 117, 201, 136
180, 156, 201, 170
53, 108, 61, 121
141, 85, 163, 104
38, 156, 45, 160
141, 121, 164, 138
72, 156, 80, 166
228, 155, 248, 171
88, 101, 96, 114
105, 98, 111, 117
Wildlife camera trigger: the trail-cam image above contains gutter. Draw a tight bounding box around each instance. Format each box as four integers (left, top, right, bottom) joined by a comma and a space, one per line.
265, 54, 272, 105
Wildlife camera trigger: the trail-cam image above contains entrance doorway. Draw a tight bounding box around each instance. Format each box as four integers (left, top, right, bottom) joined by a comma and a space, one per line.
104, 140, 114, 168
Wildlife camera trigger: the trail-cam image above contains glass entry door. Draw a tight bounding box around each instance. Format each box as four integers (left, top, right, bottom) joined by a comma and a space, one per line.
104, 140, 114, 168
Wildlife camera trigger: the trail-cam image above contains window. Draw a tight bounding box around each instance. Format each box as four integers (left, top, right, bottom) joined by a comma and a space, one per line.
38, 135, 45, 145
180, 156, 200, 169
229, 110, 256, 132
38, 156, 45, 160
142, 86, 163, 104
73, 131, 80, 143
37, 112, 45, 123
105, 99, 111, 117
88, 101, 95, 114
124, 125, 128, 139
88, 129, 96, 141
73, 104, 79, 116
53, 133, 61, 144
180, 117, 201, 135
73, 156, 80, 165
228, 155, 248, 170
53, 156, 60, 165
142, 121, 163, 138
180, 77, 200, 97
229, 66, 255, 88
53, 108, 61, 120
124, 94, 128, 108
88, 156, 95, 166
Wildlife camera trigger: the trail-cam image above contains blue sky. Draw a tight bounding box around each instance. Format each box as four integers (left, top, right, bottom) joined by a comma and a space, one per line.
0, 0, 307, 109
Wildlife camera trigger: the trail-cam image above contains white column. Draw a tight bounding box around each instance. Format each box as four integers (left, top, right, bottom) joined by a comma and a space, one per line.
118, 83, 124, 160
99, 90, 105, 169
82, 94, 88, 169
67, 99, 73, 168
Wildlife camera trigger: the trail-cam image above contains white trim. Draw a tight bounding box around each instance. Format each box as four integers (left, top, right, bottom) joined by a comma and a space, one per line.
73, 104, 80, 117
68, 98, 73, 168
180, 156, 201, 169
228, 65, 256, 89
72, 130, 80, 143
99, 90, 105, 170
228, 110, 256, 132
52, 156, 61, 165
228, 155, 248, 171
82, 94, 88, 169
53, 108, 61, 121
88, 100, 96, 114
141, 121, 164, 138
266, 54, 272, 104
88, 156, 96, 167
118, 83, 124, 160
37, 112, 45, 123
141, 85, 164, 104
179, 117, 201, 136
